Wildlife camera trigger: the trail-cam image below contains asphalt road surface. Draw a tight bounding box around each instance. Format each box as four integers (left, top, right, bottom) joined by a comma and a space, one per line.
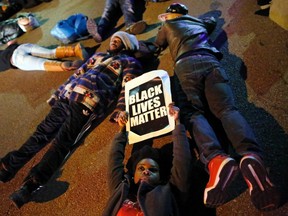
0, 0, 287, 215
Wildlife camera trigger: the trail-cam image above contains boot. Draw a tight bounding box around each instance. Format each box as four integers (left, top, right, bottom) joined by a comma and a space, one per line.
43, 60, 74, 72
55, 43, 88, 60
10, 176, 42, 209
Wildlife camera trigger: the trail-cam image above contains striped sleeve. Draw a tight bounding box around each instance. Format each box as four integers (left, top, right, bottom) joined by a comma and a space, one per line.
109, 56, 143, 122
47, 54, 99, 106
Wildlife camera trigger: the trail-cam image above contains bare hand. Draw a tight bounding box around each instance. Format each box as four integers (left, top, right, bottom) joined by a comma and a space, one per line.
168, 103, 180, 122
117, 111, 129, 127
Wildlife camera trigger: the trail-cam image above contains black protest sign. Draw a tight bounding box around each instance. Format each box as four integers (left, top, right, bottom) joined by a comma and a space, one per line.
125, 70, 174, 144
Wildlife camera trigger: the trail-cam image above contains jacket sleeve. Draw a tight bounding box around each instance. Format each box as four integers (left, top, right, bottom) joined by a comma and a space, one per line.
169, 124, 192, 193
154, 24, 168, 51
109, 56, 143, 122
46, 54, 97, 106
201, 16, 217, 35
107, 130, 127, 193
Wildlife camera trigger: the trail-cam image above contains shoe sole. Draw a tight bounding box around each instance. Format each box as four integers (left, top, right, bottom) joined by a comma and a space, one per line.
10, 191, 29, 209
75, 43, 85, 60
86, 18, 102, 43
240, 156, 281, 211
260, 4, 271, 9
204, 158, 238, 207
127, 20, 147, 35
0, 162, 14, 183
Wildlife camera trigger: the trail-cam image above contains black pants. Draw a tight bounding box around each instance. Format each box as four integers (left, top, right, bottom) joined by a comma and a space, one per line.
2, 99, 92, 184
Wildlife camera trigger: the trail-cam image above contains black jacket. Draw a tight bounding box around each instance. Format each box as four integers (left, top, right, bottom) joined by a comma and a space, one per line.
0, 19, 24, 44
0, 43, 19, 71
102, 124, 192, 216
155, 15, 222, 62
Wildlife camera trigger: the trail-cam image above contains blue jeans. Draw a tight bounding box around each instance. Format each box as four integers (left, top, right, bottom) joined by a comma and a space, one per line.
11, 43, 57, 71
98, 0, 145, 38
174, 54, 263, 166
2, 99, 92, 184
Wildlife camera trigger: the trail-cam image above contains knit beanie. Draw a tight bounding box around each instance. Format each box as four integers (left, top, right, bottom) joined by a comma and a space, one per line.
111, 31, 139, 51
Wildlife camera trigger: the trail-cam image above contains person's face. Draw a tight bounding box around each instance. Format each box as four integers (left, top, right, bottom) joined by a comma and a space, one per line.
17, 17, 30, 25
109, 36, 125, 52
158, 13, 182, 21
133, 158, 160, 186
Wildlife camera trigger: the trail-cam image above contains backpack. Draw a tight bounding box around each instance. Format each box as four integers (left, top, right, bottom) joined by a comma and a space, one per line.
50, 13, 89, 44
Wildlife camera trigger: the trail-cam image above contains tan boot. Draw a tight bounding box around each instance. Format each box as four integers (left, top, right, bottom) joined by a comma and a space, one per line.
44, 61, 73, 72
55, 43, 88, 60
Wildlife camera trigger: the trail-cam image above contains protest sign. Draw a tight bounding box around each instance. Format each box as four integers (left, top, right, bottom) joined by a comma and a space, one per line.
125, 70, 175, 144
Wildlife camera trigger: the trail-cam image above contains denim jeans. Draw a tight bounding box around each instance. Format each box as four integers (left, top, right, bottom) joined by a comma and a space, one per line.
2, 99, 92, 184
11, 43, 56, 71
174, 54, 263, 166
98, 0, 145, 37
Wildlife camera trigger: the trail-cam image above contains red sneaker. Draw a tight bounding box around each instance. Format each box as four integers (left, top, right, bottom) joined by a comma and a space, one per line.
204, 154, 239, 207
240, 154, 281, 211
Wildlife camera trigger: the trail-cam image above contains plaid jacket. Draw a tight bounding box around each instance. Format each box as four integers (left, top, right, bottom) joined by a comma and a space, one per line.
49, 51, 143, 120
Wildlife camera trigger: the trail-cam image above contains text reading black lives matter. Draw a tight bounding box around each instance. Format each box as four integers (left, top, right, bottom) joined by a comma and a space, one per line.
128, 78, 169, 136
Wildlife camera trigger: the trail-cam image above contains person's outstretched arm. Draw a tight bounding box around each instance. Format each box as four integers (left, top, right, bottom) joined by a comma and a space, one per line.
107, 127, 128, 193
169, 103, 192, 195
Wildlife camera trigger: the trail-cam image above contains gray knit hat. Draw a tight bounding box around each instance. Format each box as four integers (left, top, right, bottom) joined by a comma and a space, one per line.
111, 31, 139, 51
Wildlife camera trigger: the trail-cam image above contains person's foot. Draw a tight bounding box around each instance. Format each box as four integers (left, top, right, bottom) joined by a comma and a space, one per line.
86, 18, 102, 43
0, 161, 14, 183
126, 20, 147, 35
71, 60, 84, 68
240, 154, 281, 211
255, 7, 270, 16
204, 154, 239, 208
74, 43, 89, 60
61, 61, 78, 71
10, 177, 42, 209
257, 0, 271, 6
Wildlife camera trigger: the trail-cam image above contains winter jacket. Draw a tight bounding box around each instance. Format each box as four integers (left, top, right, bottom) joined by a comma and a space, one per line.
155, 14, 222, 62
0, 43, 19, 71
0, 19, 24, 44
102, 124, 192, 216
48, 51, 143, 120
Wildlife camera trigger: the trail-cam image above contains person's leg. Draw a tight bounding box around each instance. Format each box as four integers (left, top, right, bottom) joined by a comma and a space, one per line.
204, 56, 280, 210
54, 43, 88, 60
97, 0, 123, 38
18, 43, 88, 60
203, 56, 262, 156
175, 56, 226, 163
131, 0, 146, 21
11, 44, 48, 70
27, 102, 92, 184
9, 101, 93, 208
120, 0, 146, 34
0, 100, 69, 183
174, 55, 238, 207
11, 44, 78, 71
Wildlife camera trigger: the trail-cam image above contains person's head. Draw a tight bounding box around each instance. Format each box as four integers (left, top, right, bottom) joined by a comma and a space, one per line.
109, 31, 139, 53
158, 3, 189, 22
126, 145, 161, 186
17, 13, 40, 32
